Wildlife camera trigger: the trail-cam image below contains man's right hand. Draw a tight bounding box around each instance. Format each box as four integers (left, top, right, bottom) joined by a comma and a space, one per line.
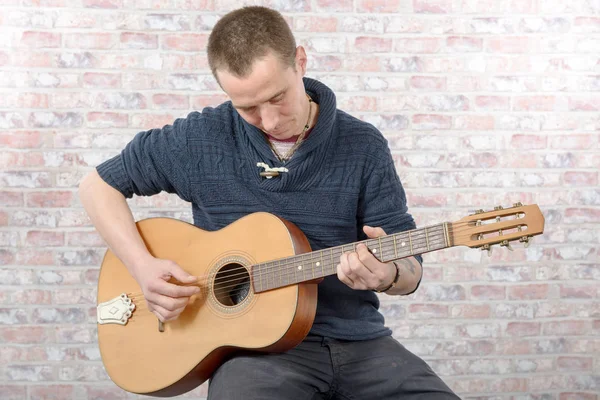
132, 257, 200, 322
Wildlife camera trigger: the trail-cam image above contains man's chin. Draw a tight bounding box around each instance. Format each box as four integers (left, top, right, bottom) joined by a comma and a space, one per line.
264, 130, 295, 140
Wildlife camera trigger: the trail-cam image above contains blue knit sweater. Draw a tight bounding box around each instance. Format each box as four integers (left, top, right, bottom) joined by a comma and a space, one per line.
96, 77, 420, 340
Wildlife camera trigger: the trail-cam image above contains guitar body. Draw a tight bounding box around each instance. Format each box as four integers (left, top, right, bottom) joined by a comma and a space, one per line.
97, 212, 318, 396
96, 203, 545, 396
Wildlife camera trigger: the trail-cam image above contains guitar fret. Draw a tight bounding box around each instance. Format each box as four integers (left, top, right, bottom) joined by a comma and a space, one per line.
444, 222, 451, 247
255, 264, 262, 292
302, 254, 307, 282
321, 251, 324, 277
262, 263, 267, 291
270, 262, 274, 289
330, 248, 334, 274
279, 260, 283, 287
425, 227, 430, 251
297, 256, 302, 283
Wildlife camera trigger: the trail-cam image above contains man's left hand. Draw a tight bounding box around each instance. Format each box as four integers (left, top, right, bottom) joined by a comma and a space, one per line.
337, 225, 396, 291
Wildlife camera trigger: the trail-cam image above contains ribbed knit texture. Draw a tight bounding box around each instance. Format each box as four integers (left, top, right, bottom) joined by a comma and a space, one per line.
96, 77, 420, 340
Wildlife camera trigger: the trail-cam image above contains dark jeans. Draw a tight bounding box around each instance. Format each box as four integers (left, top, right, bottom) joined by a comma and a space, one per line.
208, 335, 460, 400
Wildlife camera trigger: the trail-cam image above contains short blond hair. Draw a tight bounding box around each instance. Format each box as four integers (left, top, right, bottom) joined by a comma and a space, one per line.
207, 6, 297, 79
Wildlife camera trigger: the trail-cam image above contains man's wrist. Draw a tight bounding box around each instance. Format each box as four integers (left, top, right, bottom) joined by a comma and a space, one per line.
373, 261, 400, 293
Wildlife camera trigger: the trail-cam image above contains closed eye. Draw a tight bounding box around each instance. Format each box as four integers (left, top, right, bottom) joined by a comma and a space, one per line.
270, 94, 284, 103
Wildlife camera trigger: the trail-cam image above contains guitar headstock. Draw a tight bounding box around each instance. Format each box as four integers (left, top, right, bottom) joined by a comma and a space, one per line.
449, 203, 545, 253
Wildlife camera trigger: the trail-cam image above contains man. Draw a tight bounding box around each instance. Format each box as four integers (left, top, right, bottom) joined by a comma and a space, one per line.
80, 6, 459, 399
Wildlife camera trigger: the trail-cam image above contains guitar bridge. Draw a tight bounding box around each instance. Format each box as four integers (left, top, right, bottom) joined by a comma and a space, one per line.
97, 293, 136, 325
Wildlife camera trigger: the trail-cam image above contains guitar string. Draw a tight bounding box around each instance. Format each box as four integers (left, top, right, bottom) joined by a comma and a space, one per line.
126, 231, 450, 304
129, 233, 523, 307
127, 231, 449, 307
125, 220, 527, 303
129, 219, 513, 300
127, 223, 523, 304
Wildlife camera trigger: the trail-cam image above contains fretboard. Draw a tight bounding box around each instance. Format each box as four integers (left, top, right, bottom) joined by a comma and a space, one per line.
251, 223, 451, 293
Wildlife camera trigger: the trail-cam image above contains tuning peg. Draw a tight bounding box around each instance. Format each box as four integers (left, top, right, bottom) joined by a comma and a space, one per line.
481, 244, 492, 257
494, 205, 504, 211
519, 236, 532, 248
513, 202, 523, 208
500, 240, 514, 251
473, 209, 484, 215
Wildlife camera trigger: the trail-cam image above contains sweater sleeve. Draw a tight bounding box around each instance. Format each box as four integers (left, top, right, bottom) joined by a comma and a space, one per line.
357, 142, 423, 266
95, 116, 192, 202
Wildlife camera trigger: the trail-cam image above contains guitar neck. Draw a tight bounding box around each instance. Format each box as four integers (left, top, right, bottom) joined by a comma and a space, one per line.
251, 223, 452, 293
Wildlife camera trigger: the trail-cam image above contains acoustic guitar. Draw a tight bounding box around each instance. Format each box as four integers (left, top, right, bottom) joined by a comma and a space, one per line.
96, 203, 544, 396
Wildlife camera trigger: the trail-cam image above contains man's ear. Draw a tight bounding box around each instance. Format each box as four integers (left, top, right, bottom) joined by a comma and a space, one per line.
295, 46, 308, 75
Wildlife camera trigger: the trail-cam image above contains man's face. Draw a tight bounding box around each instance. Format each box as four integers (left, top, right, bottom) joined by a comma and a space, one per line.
217, 47, 309, 141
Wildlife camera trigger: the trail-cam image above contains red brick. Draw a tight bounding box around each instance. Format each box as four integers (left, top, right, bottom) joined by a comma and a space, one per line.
0, 326, 48, 343
130, 113, 175, 129
549, 135, 596, 149
295, 17, 338, 32
508, 284, 549, 300
410, 76, 446, 90
454, 115, 495, 130
451, 305, 491, 318
86, 112, 128, 128
559, 394, 598, 400
471, 285, 505, 300
395, 38, 442, 53
26, 191, 73, 208
564, 171, 598, 186
412, 114, 452, 130
488, 37, 530, 53
0, 385, 26, 400
357, 0, 401, 12
506, 322, 541, 336
570, 96, 600, 111
64, 33, 115, 49
20, 31, 61, 48
413, 0, 452, 13
26, 231, 64, 247
82, 0, 121, 8
557, 356, 593, 371
543, 320, 588, 336
121, 32, 158, 49
408, 304, 448, 318
574, 17, 600, 32
162, 33, 208, 52
315, 0, 353, 11
475, 96, 510, 110
516, 96, 557, 111
83, 72, 120, 88
446, 36, 483, 52
152, 94, 189, 109
510, 134, 547, 150
0, 131, 44, 148
354, 37, 392, 53
191, 94, 229, 109
0, 191, 23, 206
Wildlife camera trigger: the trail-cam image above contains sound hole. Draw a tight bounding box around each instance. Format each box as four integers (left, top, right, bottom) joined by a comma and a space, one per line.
213, 263, 251, 307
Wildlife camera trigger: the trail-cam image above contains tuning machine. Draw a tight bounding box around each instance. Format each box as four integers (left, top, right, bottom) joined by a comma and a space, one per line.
481, 243, 493, 257
500, 240, 514, 251
519, 236, 533, 248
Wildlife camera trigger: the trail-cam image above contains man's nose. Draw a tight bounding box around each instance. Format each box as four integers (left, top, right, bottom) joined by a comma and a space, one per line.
260, 106, 279, 132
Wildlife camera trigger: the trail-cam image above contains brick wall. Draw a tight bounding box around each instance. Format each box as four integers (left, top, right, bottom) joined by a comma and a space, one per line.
1, 0, 599, 399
